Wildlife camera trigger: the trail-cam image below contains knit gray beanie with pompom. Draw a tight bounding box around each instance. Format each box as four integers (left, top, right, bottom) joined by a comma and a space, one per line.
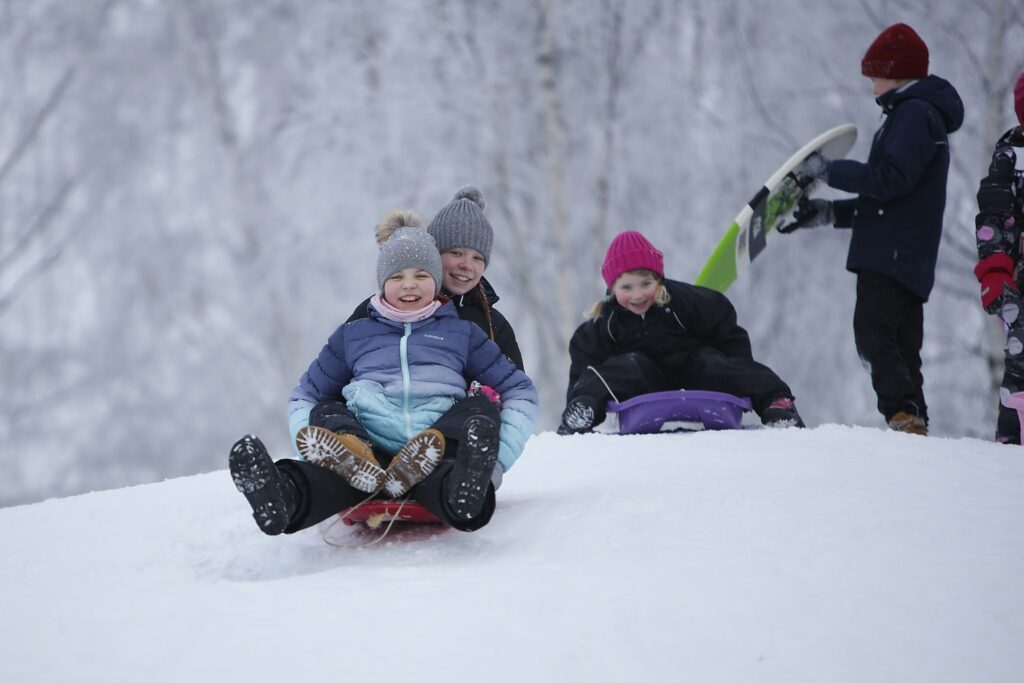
374, 210, 442, 292
426, 186, 494, 263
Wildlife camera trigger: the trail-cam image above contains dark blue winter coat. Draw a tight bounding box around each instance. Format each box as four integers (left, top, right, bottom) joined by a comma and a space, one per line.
288, 299, 537, 472
828, 75, 964, 301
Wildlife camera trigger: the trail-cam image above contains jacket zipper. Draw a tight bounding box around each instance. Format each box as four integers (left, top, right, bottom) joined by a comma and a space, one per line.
400, 322, 412, 438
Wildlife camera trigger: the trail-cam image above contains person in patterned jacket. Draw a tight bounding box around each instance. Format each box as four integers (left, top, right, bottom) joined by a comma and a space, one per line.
228, 211, 538, 535
973, 71, 1024, 444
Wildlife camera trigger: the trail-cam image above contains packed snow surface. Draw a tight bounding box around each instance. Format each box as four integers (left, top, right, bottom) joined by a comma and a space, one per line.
2, 425, 1022, 682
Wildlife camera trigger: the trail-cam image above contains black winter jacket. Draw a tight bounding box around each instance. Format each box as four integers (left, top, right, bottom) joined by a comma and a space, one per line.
828, 75, 964, 301
566, 279, 752, 398
346, 276, 525, 371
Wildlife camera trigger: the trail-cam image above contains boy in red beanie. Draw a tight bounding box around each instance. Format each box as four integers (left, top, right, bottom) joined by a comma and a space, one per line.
973, 71, 1024, 443
783, 23, 964, 436
558, 230, 803, 434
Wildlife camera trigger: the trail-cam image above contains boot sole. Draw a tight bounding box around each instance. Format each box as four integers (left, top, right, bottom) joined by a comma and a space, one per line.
296, 426, 386, 493
229, 436, 289, 535
446, 416, 499, 520
383, 429, 445, 497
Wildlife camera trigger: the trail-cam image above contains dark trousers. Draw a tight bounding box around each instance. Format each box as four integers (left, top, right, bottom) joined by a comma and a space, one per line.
568, 350, 792, 421
281, 395, 500, 533
995, 289, 1024, 442
853, 271, 926, 421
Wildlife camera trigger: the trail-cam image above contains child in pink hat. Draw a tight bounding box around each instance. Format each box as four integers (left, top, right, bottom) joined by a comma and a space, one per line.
973, 71, 1024, 443
558, 230, 803, 434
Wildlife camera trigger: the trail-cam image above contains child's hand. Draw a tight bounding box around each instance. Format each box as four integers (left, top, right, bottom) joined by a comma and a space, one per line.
779, 197, 834, 233
797, 151, 830, 184
468, 381, 502, 408
976, 253, 1018, 313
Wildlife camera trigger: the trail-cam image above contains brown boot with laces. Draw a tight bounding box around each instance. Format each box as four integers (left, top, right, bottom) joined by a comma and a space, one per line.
296, 425, 386, 493
383, 429, 446, 497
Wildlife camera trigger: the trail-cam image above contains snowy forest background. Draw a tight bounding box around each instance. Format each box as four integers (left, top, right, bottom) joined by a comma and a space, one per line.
1, 0, 1021, 508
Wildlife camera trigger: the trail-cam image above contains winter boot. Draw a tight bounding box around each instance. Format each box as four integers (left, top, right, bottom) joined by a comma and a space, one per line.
558, 395, 600, 435
996, 404, 1021, 444
383, 428, 446, 497
445, 415, 500, 520
229, 434, 298, 535
760, 397, 805, 428
888, 411, 927, 436
296, 425, 386, 493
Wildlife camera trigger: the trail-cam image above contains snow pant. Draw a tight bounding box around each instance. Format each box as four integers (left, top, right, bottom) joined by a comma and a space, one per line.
566, 350, 793, 424
853, 271, 926, 422
994, 289, 1024, 443
280, 394, 500, 533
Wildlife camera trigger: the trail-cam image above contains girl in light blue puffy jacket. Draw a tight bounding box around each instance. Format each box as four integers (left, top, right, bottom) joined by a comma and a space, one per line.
228, 210, 538, 535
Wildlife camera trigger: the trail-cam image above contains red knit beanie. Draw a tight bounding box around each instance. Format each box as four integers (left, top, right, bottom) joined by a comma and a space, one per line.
1015, 71, 1024, 127
861, 23, 928, 79
601, 231, 664, 288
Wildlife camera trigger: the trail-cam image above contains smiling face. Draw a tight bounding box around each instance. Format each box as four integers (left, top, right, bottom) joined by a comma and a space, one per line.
382, 268, 437, 311
440, 247, 486, 296
611, 270, 660, 315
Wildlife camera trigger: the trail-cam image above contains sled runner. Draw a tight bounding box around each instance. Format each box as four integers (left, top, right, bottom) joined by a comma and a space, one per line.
607, 390, 753, 434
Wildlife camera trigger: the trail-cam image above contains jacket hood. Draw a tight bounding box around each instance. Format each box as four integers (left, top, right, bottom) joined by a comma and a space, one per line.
879, 75, 964, 133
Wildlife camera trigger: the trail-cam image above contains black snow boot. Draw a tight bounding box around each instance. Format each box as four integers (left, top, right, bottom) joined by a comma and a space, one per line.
229, 434, 299, 535
445, 415, 500, 521
557, 395, 601, 435
996, 404, 1021, 444
760, 397, 806, 429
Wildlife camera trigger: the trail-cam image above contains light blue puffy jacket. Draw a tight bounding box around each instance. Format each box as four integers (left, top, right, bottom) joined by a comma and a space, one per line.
288, 300, 537, 472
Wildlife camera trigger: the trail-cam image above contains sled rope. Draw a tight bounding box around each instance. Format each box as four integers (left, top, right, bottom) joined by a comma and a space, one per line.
586, 365, 621, 403
321, 494, 413, 548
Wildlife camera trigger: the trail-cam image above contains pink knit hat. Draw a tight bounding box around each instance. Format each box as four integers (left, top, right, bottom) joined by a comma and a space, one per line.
1015, 71, 1024, 127
600, 231, 664, 288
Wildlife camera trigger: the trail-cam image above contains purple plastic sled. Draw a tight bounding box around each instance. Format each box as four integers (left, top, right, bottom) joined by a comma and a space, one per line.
606, 390, 753, 434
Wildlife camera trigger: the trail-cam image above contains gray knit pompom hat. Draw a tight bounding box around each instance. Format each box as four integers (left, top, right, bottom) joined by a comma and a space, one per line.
376, 226, 443, 293
426, 186, 494, 263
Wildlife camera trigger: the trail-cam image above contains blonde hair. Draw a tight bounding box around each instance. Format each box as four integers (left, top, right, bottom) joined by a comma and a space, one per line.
375, 209, 425, 244
583, 269, 670, 319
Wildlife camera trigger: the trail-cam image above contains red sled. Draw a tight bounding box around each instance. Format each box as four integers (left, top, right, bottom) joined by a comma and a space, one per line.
339, 500, 443, 528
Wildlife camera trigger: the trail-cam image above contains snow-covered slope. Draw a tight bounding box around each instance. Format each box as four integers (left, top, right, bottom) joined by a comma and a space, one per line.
2, 426, 1022, 682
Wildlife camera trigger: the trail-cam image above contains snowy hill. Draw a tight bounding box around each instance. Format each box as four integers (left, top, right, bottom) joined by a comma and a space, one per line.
2, 426, 1022, 683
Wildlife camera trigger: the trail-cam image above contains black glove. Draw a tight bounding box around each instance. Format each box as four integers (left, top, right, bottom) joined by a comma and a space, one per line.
309, 400, 364, 435
779, 197, 834, 233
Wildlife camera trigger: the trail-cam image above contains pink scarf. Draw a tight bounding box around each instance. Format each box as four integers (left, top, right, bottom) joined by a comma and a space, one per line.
371, 293, 442, 323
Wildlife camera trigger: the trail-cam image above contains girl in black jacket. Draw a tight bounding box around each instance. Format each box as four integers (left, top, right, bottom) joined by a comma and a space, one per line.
558, 231, 803, 434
